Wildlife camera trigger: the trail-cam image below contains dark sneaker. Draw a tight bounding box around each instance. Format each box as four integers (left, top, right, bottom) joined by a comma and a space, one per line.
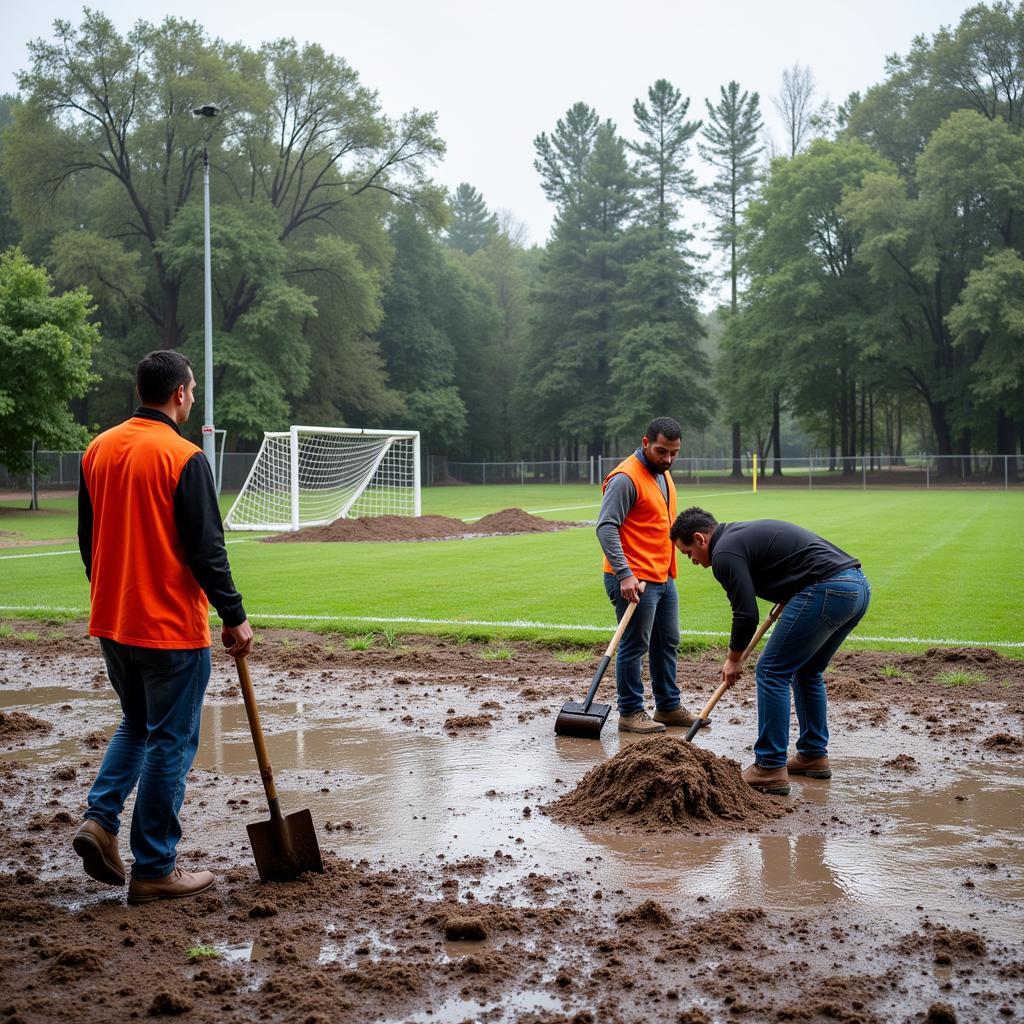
787, 753, 832, 779
72, 819, 126, 886
617, 711, 667, 734
741, 763, 791, 796
653, 706, 705, 728
128, 867, 215, 905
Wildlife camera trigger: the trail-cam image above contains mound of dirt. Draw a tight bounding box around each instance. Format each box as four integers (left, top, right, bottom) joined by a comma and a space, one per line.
544, 736, 786, 832
472, 508, 577, 534
883, 753, 920, 773
265, 508, 580, 543
981, 732, 1024, 753
0, 710, 52, 742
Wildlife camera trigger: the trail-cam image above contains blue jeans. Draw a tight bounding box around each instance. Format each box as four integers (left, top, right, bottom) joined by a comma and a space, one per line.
604, 573, 681, 714
754, 569, 870, 768
85, 640, 211, 879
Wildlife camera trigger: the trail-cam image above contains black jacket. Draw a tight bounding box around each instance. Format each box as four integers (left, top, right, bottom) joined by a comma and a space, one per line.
710, 520, 860, 650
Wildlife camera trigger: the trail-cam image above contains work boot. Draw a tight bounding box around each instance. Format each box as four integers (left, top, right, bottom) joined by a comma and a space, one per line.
128, 867, 215, 905
652, 706, 705, 728
741, 763, 791, 796
617, 710, 666, 734
787, 753, 832, 779
72, 819, 126, 886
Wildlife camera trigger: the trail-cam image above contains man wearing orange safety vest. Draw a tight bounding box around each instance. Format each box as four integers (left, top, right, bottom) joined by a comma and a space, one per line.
596, 416, 699, 734
75, 350, 252, 904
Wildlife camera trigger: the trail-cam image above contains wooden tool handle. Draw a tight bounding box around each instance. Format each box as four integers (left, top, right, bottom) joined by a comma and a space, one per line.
579, 583, 647, 713
693, 603, 784, 724
236, 655, 282, 813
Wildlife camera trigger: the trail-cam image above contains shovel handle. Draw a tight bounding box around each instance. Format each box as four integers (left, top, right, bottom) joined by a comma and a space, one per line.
581, 582, 645, 713
685, 602, 784, 739
236, 656, 282, 816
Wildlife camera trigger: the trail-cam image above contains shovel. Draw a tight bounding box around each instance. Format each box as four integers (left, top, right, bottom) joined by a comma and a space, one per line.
236, 656, 324, 882
685, 602, 785, 743
554, 584, 644, 739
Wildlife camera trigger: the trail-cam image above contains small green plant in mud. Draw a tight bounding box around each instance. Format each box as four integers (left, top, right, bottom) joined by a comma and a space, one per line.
279, 637, 292, 649
554, 650, 591, 664
18, 632, 38, 642
881, 664, 909, 679
347, 632, 375, 651
0, 623, 14, 639
380, 626, 402, 648
482, 646, 513, 661
185, 945, 222, 963
936, 669, 985, 687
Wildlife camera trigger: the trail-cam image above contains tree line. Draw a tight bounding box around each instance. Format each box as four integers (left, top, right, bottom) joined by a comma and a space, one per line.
1, 3, 1021, 479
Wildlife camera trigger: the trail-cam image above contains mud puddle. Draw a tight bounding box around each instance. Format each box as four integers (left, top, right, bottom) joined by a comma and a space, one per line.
4, 663, 1021, 934
2, 635, 1022, 1024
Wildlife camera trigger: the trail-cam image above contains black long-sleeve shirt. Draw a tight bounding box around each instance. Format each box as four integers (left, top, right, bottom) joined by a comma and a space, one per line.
78, 408, 246, 628
709, 520, 860, 651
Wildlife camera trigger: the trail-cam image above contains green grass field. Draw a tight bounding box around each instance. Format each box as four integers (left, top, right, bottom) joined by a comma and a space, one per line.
1, 484, 1021, 653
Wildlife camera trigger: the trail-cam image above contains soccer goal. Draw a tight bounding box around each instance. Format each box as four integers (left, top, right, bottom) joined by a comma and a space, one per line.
225, 426, 420, 532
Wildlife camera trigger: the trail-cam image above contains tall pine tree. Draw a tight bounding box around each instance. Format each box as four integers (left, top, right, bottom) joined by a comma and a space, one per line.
700, 81, 763, 475
446, 183, 497, 255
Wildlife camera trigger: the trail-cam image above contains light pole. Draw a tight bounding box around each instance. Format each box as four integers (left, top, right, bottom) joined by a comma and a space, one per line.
192, 103, 221, 483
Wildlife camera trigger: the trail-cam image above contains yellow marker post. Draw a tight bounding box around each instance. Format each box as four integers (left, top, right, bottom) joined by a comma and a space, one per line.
752, 453, 758, 493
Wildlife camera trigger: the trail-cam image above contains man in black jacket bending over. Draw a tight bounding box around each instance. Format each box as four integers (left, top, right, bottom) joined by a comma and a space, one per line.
670, 507, 870, 796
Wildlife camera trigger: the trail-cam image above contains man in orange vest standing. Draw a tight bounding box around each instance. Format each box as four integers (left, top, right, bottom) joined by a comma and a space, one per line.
596, 416, 698, 733
75, 350, 253, 904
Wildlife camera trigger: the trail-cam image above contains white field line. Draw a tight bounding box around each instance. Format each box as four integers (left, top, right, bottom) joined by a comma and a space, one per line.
0, 604, 1021, 649
0, 537, 257, 561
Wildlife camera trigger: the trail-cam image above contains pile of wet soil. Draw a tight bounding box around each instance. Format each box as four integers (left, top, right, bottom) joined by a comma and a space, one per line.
265, 508, 579, 543
0, 710, 52, 743
545, 736, 787, 832
981, 731, 1024, 752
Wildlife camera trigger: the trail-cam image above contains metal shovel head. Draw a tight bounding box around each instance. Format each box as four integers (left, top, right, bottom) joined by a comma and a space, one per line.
246, 808, 324, 883
553, 700, 611, 738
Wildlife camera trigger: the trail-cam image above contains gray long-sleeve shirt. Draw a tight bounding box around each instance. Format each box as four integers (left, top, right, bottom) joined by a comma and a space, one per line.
596, 449, 669, 580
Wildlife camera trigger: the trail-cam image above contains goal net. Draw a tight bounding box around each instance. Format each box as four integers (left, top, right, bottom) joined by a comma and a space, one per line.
225, 426, 421, 532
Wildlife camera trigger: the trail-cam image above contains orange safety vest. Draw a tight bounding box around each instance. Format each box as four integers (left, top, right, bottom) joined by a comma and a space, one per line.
82, 417, 211, 649
601, 454, 678, 582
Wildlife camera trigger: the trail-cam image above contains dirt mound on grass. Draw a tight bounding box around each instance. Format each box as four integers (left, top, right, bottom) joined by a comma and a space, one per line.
544, 736, 787, 832
265, 508, 579, 543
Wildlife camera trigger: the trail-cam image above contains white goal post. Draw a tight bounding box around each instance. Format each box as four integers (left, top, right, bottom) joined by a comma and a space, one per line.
225, 426, 421, 532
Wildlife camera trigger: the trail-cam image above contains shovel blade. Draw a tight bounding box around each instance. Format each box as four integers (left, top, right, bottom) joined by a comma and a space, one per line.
246, 808, 324, 883
553, 700, 611, 738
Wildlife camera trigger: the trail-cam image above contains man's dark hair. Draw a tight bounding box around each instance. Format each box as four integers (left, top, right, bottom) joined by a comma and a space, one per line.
670, 506, 719, 544
645, 416, 681, 442
136, 350, 193, 405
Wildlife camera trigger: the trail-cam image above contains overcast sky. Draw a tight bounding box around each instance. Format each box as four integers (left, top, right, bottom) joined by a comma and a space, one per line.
3, 0, 977, 251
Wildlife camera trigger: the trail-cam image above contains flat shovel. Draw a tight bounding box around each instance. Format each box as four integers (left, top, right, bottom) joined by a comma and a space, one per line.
236, 655, 324, 882
685, 602, 785, 742
554, 585, 644, 739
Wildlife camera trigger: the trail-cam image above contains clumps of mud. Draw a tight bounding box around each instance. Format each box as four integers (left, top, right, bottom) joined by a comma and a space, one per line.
982, 732, 1024, 753
444, 714, 493, 732
0, 710, 52, 742
882, 753, 920, 773
265, 508, 579, 543
615, 899, 673, 927
544, 736, 787, 832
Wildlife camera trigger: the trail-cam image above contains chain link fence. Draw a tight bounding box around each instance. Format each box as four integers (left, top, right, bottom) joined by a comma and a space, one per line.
3, 450, 1022, 494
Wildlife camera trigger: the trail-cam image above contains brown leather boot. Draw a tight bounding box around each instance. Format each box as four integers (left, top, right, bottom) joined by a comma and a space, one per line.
741, 763, 791, 796
128, 867, 215, 905
617, 710, 666, 734
652, 706, 706, 728
787, 753, 832, 779
72, 819, 126, 886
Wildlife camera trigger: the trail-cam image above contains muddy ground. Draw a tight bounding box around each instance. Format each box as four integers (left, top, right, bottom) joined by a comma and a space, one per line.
0, 626, 1022, 1023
